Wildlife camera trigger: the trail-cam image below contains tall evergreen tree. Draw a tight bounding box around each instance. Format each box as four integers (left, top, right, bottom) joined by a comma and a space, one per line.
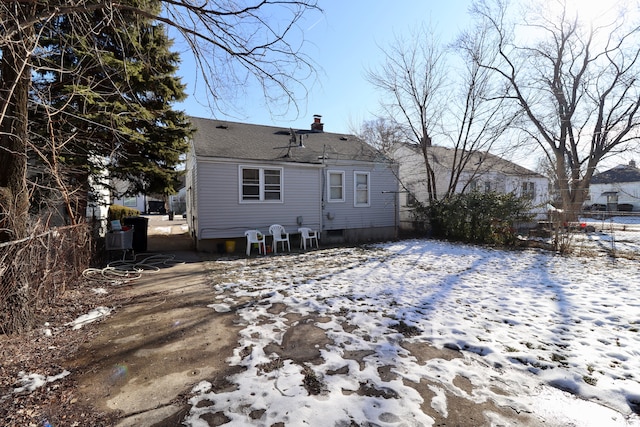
29, 0, 192, 223
1, 0, 318, 238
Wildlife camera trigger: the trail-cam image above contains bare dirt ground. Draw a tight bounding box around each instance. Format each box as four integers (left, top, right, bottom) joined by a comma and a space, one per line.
1, 217, 542, 426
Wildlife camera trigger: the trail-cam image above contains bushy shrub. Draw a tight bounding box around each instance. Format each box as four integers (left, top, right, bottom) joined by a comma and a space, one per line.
417, 192, 533, 246
107, 204, 140, 222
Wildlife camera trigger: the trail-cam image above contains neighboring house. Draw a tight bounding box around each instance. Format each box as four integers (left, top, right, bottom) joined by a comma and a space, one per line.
587, 160, 640, 212
111, 193, 148, 213
86, 172, 110, 236
111, 193, 167, 214
390, 144, 550, 230
111, 177, 166, 214
169, 186, 186, 215
110, 173, 186, 216
186, 115, 399, 252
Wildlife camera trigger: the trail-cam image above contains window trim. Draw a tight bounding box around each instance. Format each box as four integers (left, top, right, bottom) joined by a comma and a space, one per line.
239, 165, 283, 203
406, 191, 417, 207
327, 170, 345, 203
521, 181, 535, 200
353, 171, 370, 207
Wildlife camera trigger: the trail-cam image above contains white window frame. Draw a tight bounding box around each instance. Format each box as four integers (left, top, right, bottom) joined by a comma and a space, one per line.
239, 165, 283, 203
327, 170, 345, 202
354, 171, 370, 207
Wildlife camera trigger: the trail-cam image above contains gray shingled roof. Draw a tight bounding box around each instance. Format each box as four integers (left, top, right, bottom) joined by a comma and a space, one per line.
189, 117, 387, 164
591, 164, 640, 184
401, 144, 543, 177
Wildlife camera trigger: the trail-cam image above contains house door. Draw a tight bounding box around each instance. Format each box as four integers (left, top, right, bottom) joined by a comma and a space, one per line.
605, 192, 618, 212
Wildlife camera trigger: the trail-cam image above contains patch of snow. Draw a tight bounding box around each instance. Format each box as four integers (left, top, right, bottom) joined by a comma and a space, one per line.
13, 370, 70, 394
207, 303, 231, 313
153, 226, 173, 235
66, 306, 111, 330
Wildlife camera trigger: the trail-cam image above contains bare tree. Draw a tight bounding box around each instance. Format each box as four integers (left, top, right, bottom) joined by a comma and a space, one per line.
448, 20, 522, 195
353, 117, 404, 153
0, 2, 35, 241
0, 0, 320, 240
365, 25, 445, 202
471, 0, 640, 220
365, 23, 516, 202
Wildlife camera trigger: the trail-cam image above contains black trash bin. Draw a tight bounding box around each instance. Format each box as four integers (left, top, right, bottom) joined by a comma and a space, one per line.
123, 216, 149, 252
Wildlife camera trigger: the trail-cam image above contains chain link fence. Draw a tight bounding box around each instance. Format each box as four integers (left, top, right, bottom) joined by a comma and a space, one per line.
0, 224, 92, 334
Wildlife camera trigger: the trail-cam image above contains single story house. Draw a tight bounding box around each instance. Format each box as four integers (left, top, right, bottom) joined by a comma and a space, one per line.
186, 116, 399, 252
390, 144, 550, 230
587, 160, 640, 212
110, 177, 170, 214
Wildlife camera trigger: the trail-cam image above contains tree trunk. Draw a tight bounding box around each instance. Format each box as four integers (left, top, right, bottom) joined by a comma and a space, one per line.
0, 22, 32, 241
0, 4, 34, 334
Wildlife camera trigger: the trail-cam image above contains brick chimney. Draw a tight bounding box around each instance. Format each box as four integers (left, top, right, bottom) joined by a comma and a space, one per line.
311, 114, 324, 132
630, 160, 637, 168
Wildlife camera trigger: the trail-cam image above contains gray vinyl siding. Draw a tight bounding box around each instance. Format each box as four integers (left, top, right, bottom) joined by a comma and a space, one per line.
195, 160, 322, 239
322, 162, 398, 232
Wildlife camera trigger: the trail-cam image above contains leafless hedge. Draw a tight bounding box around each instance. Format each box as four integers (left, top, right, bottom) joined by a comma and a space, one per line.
0, 224, 92, 334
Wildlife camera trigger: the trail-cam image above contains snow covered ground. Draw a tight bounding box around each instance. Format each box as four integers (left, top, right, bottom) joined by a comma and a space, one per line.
39, 216, 638, 425
183, 217, 640, 426
577, 216, 640, 255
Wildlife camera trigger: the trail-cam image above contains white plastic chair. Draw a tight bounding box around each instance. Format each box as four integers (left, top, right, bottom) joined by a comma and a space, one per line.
298, 227, 319, 250
269, 224, 290, 253
244, 230, 266, 256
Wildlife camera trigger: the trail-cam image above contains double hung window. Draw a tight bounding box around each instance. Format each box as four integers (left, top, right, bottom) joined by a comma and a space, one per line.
354, 172, 370, 207
522, 182, 535, 199
327, 171, 344, 202
240, 166, 282, 202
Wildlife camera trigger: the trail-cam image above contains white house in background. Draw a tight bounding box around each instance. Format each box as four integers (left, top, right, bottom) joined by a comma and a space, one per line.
390, 144, 550, 230
587, 160, 640, 212
111, 194, 147, 213
86, 172, 111, 236
110, 178, 167, 214
185, 116, 399, 252
169, 187, 187, 214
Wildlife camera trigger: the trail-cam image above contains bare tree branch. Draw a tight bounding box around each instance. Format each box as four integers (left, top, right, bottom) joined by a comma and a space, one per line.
471, 0, 640, 219
365, 22, 518, 202
1, 0, 321, 240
